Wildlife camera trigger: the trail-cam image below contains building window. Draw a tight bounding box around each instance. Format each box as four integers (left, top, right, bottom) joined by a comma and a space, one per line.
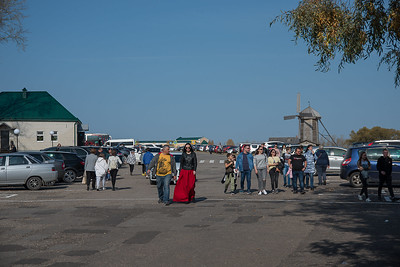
51, 131, 58, 141
37, 131, 44, 142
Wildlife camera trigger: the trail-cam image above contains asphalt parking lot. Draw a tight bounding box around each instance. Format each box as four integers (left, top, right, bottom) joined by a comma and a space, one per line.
1, 152, 400, 266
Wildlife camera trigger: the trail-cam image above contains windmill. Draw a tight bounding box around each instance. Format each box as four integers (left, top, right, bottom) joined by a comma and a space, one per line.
284, 93, 337, 146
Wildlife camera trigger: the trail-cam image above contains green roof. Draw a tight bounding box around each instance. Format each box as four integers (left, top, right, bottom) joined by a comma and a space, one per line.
176, 137, 203, 141
0, 90, 80, 122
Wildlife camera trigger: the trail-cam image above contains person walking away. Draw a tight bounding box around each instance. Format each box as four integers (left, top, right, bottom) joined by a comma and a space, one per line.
84, 149, 98, 191
254, 147, 268, 195
268, 149, 281, 193
377, 149, 397, 202
148, 145, 177, 205
173, 143, 197, 203
142, 148, 154, 178
95, 153, 108, 191
108, 150, 122, 191
304, 145, 317, 190
236, 145, 253, 194
282, 146, 292, 187
126, 150, 137, 175
357, 152, 371, 202
289, 148, 307, 194
315, 145, 330, 185
223, 153, 236, 195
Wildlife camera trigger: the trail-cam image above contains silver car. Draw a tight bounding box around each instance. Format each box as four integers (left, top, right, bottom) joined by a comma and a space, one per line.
0, 153, 58, 190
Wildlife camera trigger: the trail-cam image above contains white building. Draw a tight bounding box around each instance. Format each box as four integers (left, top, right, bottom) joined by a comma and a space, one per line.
0, 89, 85, 152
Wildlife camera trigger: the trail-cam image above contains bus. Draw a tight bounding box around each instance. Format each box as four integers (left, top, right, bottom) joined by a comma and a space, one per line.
85, 133, 111, 146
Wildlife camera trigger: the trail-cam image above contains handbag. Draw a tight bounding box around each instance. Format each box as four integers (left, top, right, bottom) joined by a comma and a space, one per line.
81, 172, 87, 184
277, 162, 284, 172
220, 174, 226, 184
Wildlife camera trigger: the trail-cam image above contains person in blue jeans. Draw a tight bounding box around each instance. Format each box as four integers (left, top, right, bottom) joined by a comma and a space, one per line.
236, 145, 254, 194
304, 145, 317, 190
142, 148, 154, 178
147, 145, 177, 205
289, 147, 307, 194
282, 146, 292, 187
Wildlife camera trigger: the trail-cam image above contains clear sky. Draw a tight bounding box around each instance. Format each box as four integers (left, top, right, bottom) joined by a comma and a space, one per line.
1, 0, 399, 144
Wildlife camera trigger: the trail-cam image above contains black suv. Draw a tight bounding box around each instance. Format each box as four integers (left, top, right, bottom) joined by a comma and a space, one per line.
42, 151, 84, 183
42, 146, 89, 160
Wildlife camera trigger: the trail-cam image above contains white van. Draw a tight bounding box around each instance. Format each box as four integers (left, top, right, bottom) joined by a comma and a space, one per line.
104, 139, 135, 149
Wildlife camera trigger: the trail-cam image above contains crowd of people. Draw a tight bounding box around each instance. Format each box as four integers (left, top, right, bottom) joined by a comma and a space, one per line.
83, 143, 397, 205
223, 144, 330, 195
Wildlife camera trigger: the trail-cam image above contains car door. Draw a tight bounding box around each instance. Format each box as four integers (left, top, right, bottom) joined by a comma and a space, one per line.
388, 147, 400, 185
7, 155, 32, 184
0, 156, 6, 184
327, 148, 346, 173
365, 148, 382, 184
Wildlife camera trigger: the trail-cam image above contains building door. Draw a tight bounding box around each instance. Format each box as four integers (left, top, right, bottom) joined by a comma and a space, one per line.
1, 130, 9, 152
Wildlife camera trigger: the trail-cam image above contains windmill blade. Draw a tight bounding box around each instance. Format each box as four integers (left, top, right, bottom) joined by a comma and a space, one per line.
284, 115, 297, 120
297, 93, 301, 113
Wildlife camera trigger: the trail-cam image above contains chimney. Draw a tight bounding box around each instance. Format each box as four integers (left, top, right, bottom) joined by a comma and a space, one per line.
22, 88, 27, 99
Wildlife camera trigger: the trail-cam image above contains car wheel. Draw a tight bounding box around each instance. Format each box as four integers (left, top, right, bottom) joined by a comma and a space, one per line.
349, 172, 362, 187
64, 169, 77, 183
25, 177, 42, 190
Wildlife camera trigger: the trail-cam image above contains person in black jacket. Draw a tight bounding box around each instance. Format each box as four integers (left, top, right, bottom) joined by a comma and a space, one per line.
173, 143, 197, 203
377, 149, 397, 202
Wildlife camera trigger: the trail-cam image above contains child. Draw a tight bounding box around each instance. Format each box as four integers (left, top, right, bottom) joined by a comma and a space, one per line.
224, 153, 236, 194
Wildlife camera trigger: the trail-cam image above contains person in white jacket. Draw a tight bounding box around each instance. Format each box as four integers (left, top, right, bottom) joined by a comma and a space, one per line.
95, 153, 109, 191
108, 150, 122, 191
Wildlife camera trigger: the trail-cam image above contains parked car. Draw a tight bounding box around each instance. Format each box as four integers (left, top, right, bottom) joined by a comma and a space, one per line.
17, 151, 65, 182
42, 151, 84, 183
227, 146, 239, 153
0, 153, 58, 190
149, 152, 181, 185
42, 146, 89, 161
340, 145, 400, 187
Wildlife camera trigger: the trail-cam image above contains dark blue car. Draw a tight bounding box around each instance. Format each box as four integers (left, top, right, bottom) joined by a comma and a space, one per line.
340, 145, 400, 187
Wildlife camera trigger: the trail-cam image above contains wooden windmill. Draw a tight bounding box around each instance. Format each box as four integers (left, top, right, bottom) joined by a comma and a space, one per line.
284, 93, 321, 144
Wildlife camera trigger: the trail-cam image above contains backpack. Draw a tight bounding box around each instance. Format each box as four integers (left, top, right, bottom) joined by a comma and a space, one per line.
109, 157, 118, 169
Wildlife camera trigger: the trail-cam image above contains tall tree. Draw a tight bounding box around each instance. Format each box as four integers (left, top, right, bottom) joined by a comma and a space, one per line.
0, 0, 26, 50
348, 126, 400, 144
271, 0, 400, 86
226, 139, 235, 146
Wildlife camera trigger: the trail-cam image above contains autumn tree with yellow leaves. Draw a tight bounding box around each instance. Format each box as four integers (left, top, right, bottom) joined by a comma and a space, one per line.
271, 0, 400, 86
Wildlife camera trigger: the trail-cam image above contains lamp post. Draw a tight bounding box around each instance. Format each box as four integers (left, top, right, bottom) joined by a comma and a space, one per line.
13, 129, 20, 151
50, 131, 54, 147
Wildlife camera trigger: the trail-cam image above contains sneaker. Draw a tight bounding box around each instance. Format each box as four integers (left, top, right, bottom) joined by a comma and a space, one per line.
358, 195, 363, 201
365, 198, 371, 202
262, 190, 268, 195
230, 191, 235, 195
158, 199, 162, 204
293, 190, 298, 194
258, 191, 262, 196
323, 181, 326, 185
275, 189, 279, 194
300, 191, 306, 194
311, 187, 314, 191
239, 189, 244, 193
142, 173, 146, 176
164, 202, 170, 206
102, 187, 105, 191
224, 189, 227, 194
246, 190, 251, 195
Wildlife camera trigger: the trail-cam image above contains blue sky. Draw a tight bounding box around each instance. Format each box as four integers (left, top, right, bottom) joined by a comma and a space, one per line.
1, 0, 399, 144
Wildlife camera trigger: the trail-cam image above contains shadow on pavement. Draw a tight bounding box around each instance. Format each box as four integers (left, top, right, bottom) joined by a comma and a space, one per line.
283, 202, 400, 266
